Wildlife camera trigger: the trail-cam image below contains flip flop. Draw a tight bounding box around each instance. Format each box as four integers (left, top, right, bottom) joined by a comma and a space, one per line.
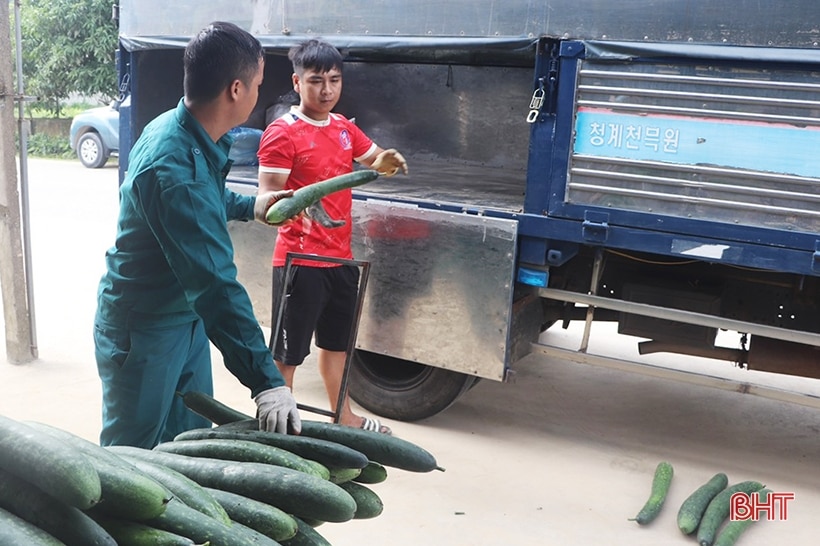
360, 416, 392, 435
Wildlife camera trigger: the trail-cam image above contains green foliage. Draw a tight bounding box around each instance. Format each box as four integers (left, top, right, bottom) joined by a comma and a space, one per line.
20, 0, 118, 116
25, 133, 74, 159
27, 102, 100, 120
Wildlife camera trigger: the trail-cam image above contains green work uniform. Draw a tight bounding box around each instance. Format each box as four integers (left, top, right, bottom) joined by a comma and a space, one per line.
94, 99, 282, 447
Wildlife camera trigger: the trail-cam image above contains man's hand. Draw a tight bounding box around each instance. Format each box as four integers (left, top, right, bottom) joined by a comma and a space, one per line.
254, 386, 302, 434
371, 148, 409, 177
254, 190, 294, 225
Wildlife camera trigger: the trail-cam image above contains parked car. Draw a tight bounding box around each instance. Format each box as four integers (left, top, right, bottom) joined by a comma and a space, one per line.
69, 101, 120, 168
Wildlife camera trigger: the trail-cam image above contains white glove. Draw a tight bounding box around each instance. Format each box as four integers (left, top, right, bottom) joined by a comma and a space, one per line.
254, 190, 294, 224
254, 386, 301, 434
371, 148, 408, 177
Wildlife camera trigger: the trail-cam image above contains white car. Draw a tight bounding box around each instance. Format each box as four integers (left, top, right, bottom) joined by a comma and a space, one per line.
69, 101, 120, 168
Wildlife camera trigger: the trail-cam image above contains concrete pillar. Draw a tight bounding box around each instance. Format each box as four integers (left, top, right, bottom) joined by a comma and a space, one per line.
0, 1, 37, 363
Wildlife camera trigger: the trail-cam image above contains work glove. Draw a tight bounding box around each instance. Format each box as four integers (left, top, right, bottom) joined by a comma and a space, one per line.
371, 148, 408, 177
254, 189, 294, 225
254, 386, 302, 434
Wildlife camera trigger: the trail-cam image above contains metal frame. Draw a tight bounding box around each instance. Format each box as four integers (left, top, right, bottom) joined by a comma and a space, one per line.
268, 252, 371, 423
537, 287, 820, 348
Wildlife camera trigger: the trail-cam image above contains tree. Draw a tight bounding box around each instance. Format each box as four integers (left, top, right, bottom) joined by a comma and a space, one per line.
20, 0, 118, 116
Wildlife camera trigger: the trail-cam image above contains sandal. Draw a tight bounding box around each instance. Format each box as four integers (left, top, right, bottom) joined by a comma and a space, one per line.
360, 416, 392, 435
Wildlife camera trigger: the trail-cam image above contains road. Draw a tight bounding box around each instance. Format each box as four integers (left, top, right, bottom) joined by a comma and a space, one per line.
1, 158, 818, 545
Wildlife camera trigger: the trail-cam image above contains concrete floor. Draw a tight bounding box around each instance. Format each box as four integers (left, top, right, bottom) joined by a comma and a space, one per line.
2, 158, 819, 545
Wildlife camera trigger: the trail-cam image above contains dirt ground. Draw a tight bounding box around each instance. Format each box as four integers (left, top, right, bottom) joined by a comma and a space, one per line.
1, 158, 818, 545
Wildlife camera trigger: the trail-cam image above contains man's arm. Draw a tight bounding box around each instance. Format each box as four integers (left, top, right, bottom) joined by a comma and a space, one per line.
357, 146, 384, 169
359, 147, 409, 177
258, 171, 289, 193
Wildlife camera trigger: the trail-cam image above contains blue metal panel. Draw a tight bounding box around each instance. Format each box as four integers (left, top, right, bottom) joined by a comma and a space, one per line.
517, 213, 819, 277
532, 39, 820, 276
522, 40, 559, 218
544, 42, 584, 212
814, 241, 820, 273
550, 201, 818, 252
574, 111, 820, 178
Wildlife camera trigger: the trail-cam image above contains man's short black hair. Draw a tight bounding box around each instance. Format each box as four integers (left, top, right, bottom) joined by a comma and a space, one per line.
184, 21, 263, 103
288, 39, 343, 75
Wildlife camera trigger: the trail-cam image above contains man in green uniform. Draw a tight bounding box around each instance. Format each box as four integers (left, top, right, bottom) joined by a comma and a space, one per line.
94, 21, 300, 448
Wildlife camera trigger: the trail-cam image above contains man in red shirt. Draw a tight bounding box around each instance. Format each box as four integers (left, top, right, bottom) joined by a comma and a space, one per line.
257, 39, 407, 434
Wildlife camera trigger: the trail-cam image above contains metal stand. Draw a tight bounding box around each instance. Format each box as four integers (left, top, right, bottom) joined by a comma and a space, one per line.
579, 248, 605, 353
268, 252, 370, 423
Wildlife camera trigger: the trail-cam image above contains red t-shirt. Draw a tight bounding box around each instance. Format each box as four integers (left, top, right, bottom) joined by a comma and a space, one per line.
258, 107, 377, 267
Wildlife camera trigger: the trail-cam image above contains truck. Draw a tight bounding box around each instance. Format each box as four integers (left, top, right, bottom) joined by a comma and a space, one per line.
115, 0, 820, 421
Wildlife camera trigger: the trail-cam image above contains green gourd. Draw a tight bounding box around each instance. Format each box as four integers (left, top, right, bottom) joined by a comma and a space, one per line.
265, 170, 379, 224
630, 461, 674, 525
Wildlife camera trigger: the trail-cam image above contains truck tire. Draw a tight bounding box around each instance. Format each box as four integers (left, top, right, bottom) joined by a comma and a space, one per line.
77, 132, 109, 169
348, 350, 477, 421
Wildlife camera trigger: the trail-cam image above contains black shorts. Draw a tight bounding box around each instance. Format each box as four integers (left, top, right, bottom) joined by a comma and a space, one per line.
271, 265, 361, 365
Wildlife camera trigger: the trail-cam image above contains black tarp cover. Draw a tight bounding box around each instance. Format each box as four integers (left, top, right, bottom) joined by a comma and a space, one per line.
120, 34, 820, 67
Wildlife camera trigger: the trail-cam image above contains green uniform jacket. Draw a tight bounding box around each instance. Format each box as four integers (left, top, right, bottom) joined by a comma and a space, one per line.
97, 99, 283, 396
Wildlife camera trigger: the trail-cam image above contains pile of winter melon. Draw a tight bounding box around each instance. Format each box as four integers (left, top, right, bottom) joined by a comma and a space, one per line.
0, 392, 441, 545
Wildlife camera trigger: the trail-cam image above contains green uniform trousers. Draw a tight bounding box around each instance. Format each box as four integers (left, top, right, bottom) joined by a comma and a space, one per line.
94, 315, 213, 447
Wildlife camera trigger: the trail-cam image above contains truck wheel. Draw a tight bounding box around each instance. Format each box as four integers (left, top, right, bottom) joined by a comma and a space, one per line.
348, 350, 476, 421
77, 132, 109, 168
